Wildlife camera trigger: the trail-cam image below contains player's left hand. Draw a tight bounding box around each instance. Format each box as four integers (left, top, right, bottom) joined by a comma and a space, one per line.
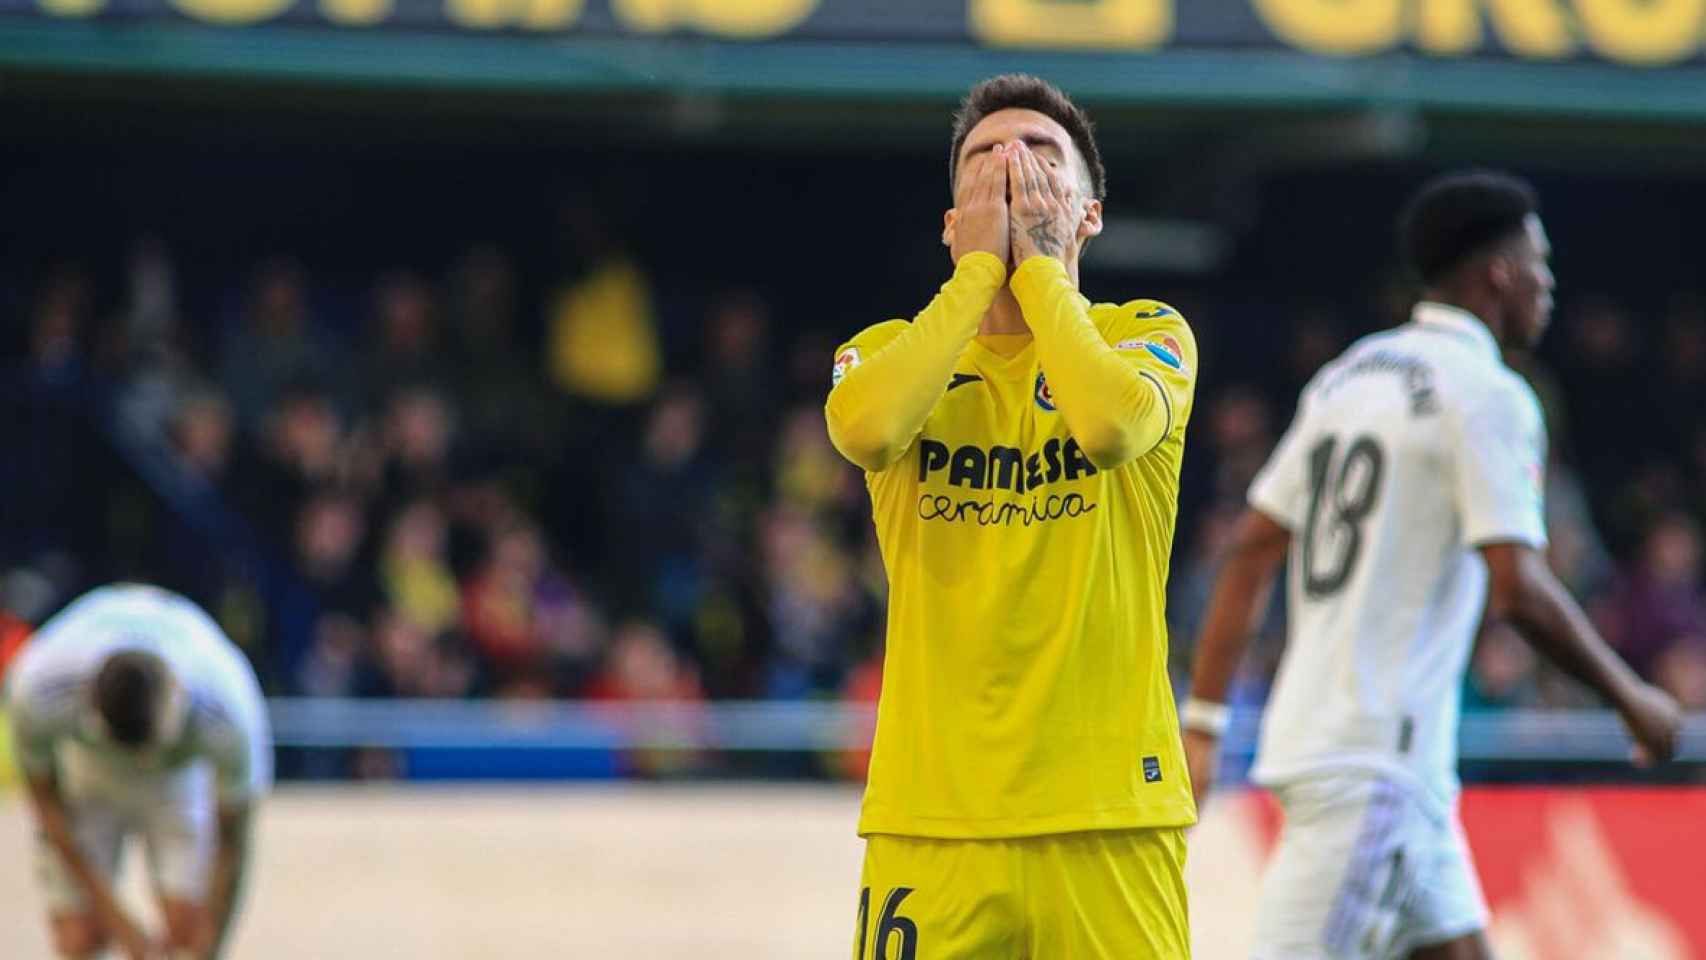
1622, 681, 1682, 767
1182, 729, 1221, 805
110, 921, 159, 960
1006, 141, 1082, 270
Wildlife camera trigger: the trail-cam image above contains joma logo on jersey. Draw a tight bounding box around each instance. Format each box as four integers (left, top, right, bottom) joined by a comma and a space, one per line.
918, 437, 1097, 492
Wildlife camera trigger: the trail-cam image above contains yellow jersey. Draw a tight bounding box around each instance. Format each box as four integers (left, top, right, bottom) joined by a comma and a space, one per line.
827, 253, 1199, 839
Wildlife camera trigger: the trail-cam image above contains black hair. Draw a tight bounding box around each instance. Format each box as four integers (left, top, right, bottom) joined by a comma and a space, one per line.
93, 651, 164, 747
949, 74, 1107, 201
1399, 170, 1539, 287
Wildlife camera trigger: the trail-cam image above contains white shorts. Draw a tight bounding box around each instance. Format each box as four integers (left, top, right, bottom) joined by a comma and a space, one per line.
1251, 772, 1488, 960
36, 751, 215, 913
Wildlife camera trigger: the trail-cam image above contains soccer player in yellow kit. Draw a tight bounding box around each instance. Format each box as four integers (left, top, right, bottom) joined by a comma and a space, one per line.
826, 75, 1197, 959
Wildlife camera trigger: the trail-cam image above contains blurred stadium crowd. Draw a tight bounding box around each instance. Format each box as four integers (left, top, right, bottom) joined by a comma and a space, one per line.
5, 204, 1706, 777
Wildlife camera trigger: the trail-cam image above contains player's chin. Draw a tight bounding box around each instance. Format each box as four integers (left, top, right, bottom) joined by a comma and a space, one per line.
1526, 305, 1553, 345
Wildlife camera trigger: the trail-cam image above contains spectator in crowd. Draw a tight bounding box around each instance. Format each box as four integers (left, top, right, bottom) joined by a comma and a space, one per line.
113, 238, 197, 441
701, 289, 776, 456
783, 332, 840, 408
1280, 305, 1345, 405
587, 619, 702, 702
365, 272, 450, 406
607, 385, 716, 622
259, 489, 380, 683
220, 258, 348, 431
22, 266, 89, 391
170, 388, 236, 483
678, 574, 771, 700
1599, 512, 1706, 680
1463, 623, 1543, 712
297, 612, 369, 699
1167, 504, 1247, 680
461, 522, 604, 696
379, 499, 461, 639
3, 268, 103, 580
1556, 296, 1644, 496
368, 608, 476, 699
292, 491, 378, 621
773, 406, 848, 516
1653, 639, 1706, 711
1544, 459, 1616, 603
759, 505, 869, 699
586, 619, 705, 776
1654, 293, 1706, 448
445, 245, 556, 463
1202, 386, 1275, 503
544, 202, 660, 409
373, 386, 458, 512
446, 245, 519, 363
121, 235, 181, 349
231, 382, 347, 545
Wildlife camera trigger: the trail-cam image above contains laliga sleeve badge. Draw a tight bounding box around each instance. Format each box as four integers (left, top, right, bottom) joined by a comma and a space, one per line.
1118, 334, 1188, 376
1143, 335, 1186, 372
1034, 371, 1056, 411
831, 346, 861, 387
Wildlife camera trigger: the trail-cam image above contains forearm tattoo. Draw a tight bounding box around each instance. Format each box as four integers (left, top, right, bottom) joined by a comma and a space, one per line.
1026, 217, 1066, 258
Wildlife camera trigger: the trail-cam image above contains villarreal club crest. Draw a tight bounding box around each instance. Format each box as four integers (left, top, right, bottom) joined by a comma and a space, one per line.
1035, 371, 1056, 411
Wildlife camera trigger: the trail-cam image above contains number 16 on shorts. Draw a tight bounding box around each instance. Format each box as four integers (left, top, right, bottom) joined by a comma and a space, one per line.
853, 886, 918, 960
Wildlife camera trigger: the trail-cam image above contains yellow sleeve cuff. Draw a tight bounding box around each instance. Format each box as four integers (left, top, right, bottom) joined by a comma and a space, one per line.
954, 251, 1009, 288
1008, 255, 1070, 303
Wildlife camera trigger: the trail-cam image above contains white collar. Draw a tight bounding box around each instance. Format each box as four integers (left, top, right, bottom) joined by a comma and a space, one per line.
1411, 301, 1500, 361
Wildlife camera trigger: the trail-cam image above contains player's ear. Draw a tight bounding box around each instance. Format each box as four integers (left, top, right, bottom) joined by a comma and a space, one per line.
1077, 198, 1104, 242
942, 208, 957, 250
1485, 253, 1514, 293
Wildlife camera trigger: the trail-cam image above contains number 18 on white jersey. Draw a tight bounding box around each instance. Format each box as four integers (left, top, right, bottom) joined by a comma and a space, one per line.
1246, 302, 1548, 814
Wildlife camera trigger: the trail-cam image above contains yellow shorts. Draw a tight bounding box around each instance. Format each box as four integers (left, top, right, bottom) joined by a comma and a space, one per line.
852, 828, 1189, 959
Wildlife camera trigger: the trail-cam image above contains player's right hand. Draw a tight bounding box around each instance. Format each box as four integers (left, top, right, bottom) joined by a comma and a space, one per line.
98, 912, 160, 960
949, 146, 1010, 266
113, 926, 157, 960
1183, 728, 1220, 805
1621, 681, 1682, 767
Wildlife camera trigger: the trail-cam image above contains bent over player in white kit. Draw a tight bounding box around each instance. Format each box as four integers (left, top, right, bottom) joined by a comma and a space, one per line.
6, 584, 270, 960
1181, 172, 1681, 959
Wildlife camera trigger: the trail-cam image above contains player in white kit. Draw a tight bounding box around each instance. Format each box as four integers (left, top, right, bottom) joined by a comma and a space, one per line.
6, 583, 271, 960
1180, 172, 1681, 959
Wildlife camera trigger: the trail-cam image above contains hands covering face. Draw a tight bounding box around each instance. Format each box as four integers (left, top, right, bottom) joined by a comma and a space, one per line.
949, 146, 1011, 266
950, 140, 1088, 270
1004, 140, 1081, 267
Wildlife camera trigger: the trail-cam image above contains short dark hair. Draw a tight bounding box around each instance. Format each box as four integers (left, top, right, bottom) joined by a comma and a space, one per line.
949, 74, 1107, 201
93, 651, 165, 747
1399, 170, 1539, 287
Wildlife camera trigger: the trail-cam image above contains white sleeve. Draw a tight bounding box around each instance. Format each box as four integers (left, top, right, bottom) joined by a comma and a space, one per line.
8, 706, 57, 778
1248, 400, 1315, 531
201, 705, 272, 805
5, 670, 73, 778
193, 657, 273, 806
1448, 378, 1548, 549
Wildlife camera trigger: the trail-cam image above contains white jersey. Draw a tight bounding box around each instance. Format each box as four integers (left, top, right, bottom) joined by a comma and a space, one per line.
1247, 302, 1547, 814
4, 584, 272, 805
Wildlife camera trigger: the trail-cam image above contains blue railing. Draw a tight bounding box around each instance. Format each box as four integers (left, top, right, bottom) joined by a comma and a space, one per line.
268, 699, 1706, 764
